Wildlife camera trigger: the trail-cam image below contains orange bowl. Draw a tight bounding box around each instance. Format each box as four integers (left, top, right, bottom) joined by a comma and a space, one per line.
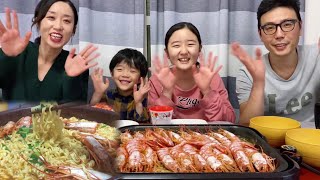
249, 116, 301, 147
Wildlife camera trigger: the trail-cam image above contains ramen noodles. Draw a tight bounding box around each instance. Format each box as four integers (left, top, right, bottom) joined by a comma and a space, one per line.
0, 108, 119, 179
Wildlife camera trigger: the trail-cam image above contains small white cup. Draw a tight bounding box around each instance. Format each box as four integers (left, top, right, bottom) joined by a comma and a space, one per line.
149, 106, 173, 125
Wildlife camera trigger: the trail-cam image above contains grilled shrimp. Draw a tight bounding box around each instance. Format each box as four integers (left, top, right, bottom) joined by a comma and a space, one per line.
0, 116, 31, 137
170, 143, 197, 172
152, 128, 175, 147
144, 145, 159, 172
199, 143, 228, 172
116, 146, 129, 172
208, 132, 232, 147
145, 128, 174, 150
0, 121, 16, 138
244, 147, 276, 172
218, 129, 257, 148
64, 121, 98, 134
20, 151, 102, 180
125, 139, 145, 172
210, 145, 240, 172
15, 116, 32, 129
179, 130, 213, 148
120, 130, 133, 144
182, 144, 211, 172
218, 129, 241, 142
167, 131, 186, 145
157, 147, 184, 172
82, 136, 116, 174
133, 131, 145, 139
229, 141, 255, 172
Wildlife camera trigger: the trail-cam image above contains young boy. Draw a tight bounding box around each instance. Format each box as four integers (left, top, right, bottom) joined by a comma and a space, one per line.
90, 48, 150, 122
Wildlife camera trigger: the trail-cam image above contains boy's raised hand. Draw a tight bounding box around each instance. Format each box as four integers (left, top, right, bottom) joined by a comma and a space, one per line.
193, 52, 222, 96
133, 77, 150, 104
91, 68, 109, 94
65, 44, 99, 77
0, 8, 31, 57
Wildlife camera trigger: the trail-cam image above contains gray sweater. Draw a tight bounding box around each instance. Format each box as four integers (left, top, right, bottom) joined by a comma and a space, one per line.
236, 45, 320, 122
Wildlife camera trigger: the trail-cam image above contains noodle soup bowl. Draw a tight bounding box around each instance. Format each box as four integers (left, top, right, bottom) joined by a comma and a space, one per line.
0, 104, 119, 179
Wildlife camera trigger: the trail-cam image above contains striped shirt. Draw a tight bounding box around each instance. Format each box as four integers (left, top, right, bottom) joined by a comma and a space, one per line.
103, 89, 149, 123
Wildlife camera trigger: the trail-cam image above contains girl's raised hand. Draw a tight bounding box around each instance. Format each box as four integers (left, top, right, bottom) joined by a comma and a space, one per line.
193, 52, 222, 96
91, 68, 109, 94
65, 44, 99, 77
150, 55, 176, 92
133, 77, 150, 104
0, 8, 31, 56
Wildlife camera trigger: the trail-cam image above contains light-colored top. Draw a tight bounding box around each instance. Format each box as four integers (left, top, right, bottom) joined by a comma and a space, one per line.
148, 74, 235, 123
237, 45, 320, 122
101, 88, 149, 123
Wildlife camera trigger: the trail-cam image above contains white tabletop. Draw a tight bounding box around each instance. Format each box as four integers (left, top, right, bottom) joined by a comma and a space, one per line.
207, 121, 234, 125
169, 119, 234, 125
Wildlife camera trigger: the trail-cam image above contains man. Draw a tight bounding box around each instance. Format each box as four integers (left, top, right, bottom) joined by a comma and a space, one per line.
231, 0, 320, 125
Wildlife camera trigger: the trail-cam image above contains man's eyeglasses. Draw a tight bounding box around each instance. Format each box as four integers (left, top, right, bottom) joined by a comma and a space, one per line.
260, 19, 299, 35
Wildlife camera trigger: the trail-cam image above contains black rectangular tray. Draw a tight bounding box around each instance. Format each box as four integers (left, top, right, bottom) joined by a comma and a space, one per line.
116, 124, 300, 180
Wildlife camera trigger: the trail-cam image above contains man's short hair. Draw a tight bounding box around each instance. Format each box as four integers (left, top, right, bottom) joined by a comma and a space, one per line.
257, 0, 302, 29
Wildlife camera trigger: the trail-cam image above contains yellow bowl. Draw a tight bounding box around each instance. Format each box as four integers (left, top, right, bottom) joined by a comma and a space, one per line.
0, 102, 8, 112
249, 116, 301, 147
285, 128, 320, 168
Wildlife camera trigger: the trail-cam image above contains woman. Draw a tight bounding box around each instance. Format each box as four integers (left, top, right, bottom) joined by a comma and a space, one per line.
148, 22, 235, 123
0, 0, 99, 102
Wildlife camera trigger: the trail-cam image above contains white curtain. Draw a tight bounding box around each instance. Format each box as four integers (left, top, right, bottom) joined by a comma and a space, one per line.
0, 0, 145, 105
304, 0, 320, 45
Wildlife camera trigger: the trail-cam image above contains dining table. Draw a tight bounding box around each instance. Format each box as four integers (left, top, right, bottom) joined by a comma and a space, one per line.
300, 167, 320, 179
2, 103, 320, 179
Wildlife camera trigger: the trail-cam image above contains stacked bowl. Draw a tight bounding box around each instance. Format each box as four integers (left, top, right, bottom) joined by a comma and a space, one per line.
249, 116, 301, 147
285, 128, 320, 168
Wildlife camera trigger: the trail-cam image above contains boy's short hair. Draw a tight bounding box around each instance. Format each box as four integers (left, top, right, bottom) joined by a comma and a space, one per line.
257, 0, 301, 29
109, 48, 148, 78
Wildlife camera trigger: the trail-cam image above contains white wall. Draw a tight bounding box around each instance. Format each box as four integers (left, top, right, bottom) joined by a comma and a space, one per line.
304, 0, 320, 45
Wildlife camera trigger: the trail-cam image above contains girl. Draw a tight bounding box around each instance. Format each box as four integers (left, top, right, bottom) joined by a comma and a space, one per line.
148, 22, 235, 123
